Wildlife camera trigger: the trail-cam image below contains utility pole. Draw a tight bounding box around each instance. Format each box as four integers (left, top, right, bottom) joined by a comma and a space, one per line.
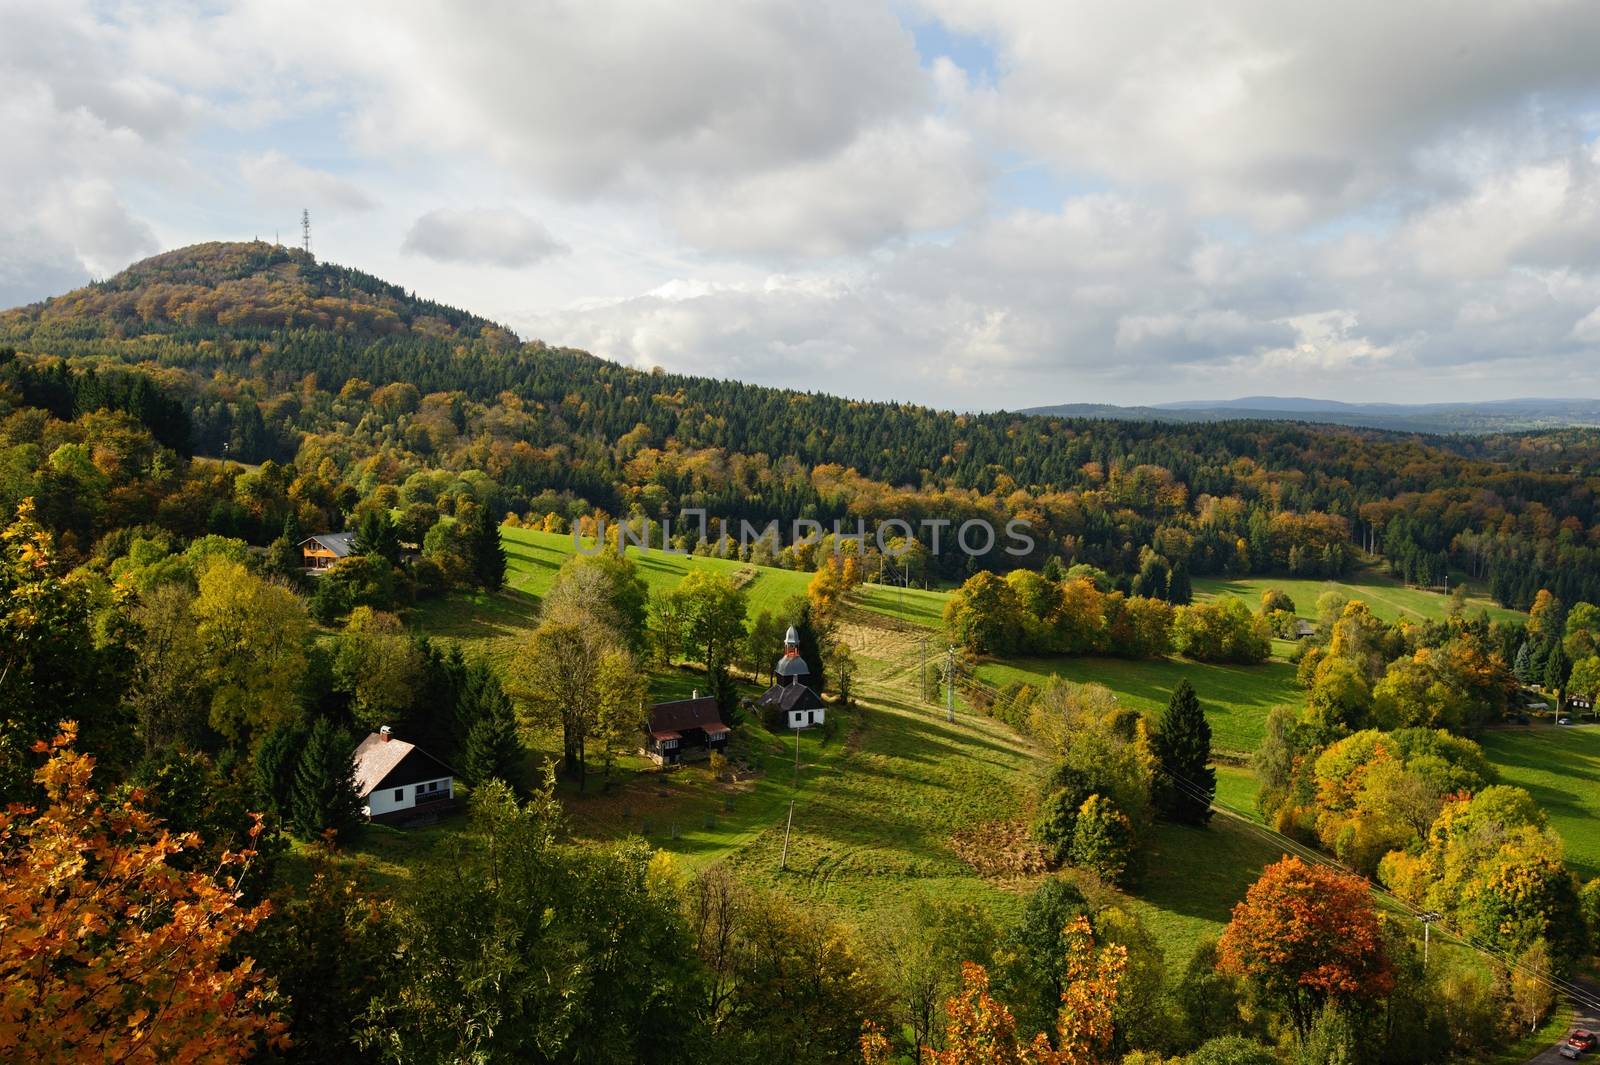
793, 724, 801, 786
1420, 911, 1440, 965
945, 645, 955, 723
780, 798, 794, 871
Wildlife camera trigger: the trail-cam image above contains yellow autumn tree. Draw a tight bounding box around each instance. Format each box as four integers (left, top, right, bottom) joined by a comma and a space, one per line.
0, 723, 287, 1062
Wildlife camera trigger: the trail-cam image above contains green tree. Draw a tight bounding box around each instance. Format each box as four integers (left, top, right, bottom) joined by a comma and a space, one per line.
354, 508, 401, 566
543, 549, 650, 652
460, 688, 529, 796
469, 505, 507, 591
943, 570, 1024, 655
254, 720, 308, 819
1166, 560, 1193, 605
193, 557, 310, 749
1069, 794, 1135, 883
669, 569, 748, 673
1152, 678, 1215, 825
289, 718, 361, 840
358, 781, 702, 1062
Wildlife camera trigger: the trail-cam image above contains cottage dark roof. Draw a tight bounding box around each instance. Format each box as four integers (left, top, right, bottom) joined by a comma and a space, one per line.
757, 683, 825, 713
646, 696, 726, 735
300, 532, 357, 558
352, 732, 456, 796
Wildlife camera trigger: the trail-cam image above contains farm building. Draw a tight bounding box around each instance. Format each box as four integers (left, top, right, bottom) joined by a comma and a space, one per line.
353, 726, 457, 824
644, 693, 731, 765
300, 531, 357, 571
755, 626, 826, 731
1293, 618, 1316, 639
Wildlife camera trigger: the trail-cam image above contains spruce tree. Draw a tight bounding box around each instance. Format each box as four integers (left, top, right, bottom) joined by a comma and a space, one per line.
1513, 641, 1533, 685
470, 506, 507, 592
255, 720, 308, 818
461, 693, 529, 796
786, 598, 828, 695
1153, 679, 1215, 825
1167, 561, 1193, 605
290, 718, 362, 840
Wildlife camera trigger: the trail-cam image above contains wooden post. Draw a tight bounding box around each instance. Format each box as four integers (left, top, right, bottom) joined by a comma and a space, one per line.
780, 798, 795, 871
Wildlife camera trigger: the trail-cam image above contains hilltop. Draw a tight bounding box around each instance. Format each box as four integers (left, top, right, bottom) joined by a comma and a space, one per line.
1, 240, 510, 346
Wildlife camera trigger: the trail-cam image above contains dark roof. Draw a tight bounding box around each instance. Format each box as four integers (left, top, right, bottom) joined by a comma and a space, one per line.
757, 683, 825, 713
646, 696, 726, 734
299, 532, 357, 557
775, 650, 810, 677
352, 732, 455, 796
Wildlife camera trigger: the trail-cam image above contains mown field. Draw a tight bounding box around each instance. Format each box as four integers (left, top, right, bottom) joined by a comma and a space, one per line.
1480, 725, 1600, 880
1193, 570, 1521, 625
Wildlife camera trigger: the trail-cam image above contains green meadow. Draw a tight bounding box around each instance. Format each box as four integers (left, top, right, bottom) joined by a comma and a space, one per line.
976, 655, 1299, 757
1193, 570, 1521, 625
1480, 725, 1600, 880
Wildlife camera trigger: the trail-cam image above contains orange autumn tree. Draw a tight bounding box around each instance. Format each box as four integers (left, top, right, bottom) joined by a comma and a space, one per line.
866, 916, 1126, 1065
0, 723, 287, 1062
1216, 855, 1393, 1036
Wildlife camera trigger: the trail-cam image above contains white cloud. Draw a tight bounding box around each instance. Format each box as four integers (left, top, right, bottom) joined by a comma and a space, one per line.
240, 151, 375, 212
402, 207, 565, 268
920, 0, 1600, 226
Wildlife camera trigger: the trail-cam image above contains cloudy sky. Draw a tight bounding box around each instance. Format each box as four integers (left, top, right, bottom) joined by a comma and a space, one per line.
6, 1, 1600, 410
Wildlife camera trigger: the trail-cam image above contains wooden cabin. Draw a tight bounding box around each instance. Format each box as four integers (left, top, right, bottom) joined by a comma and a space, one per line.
299, 531, 357, 572
644, 694, 731, 765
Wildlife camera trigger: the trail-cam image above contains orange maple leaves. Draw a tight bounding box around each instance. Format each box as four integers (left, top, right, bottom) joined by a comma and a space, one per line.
0, 723, 288, 1063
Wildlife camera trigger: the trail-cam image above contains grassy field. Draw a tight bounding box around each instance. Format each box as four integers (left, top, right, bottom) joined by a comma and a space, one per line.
1480, 725, 1600, 880
409, 526, 813, 670
1193, 570, 1522, 625
975, 655, 1299, 756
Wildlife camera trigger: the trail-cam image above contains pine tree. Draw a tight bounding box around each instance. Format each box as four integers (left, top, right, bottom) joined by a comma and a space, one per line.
470, 506, 507, 591
461, 695, 528, 796
1153, 679, 1215, 824
1167, 561, 1193, 605
290, 718, 362, 840
282, 510, 303, 547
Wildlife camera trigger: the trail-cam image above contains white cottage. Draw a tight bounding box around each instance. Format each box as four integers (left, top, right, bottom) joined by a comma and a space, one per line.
352, 726, 458, 824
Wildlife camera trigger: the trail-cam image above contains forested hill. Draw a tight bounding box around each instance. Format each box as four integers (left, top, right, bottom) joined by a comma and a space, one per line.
2, 241, 1599, 605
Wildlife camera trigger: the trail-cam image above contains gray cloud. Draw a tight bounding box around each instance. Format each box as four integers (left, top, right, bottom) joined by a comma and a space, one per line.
402, 207, 565, 268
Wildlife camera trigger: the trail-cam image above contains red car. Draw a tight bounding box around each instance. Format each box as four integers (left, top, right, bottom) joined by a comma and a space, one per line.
1571, 1031, 1598, 1051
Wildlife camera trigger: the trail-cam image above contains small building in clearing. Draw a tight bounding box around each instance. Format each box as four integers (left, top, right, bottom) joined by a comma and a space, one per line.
300, 531, 357, 572
644, 693, 731, 765
1292, 619, 1316, 639
352, 726, 457, 824
755, 626, 826, 731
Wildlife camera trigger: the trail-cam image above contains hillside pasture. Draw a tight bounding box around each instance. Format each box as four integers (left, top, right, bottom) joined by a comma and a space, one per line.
975, 655, 1299, 756
1193, 571, 1521, 625
1479, 725, 1600, 880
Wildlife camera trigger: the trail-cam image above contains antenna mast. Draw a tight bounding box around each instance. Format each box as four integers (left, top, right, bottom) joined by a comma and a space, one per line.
300, 209, 312, 257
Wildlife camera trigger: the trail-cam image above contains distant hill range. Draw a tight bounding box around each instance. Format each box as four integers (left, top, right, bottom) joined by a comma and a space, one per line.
1020, 396, 1600, 434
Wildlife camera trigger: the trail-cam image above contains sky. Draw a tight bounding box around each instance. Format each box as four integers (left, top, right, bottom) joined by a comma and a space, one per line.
6, 1, 1600, 411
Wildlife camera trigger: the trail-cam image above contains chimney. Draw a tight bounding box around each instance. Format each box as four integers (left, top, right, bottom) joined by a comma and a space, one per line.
380, 725, 391, 742
692, 689, 700, 699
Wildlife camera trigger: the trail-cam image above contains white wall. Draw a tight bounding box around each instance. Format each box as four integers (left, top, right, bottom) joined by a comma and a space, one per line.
365, 777, 453, 816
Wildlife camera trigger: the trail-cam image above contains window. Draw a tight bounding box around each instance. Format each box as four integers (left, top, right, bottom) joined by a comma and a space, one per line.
428, 780, 439, 792
393, 789, 403, 802
416, 785, 425, 799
